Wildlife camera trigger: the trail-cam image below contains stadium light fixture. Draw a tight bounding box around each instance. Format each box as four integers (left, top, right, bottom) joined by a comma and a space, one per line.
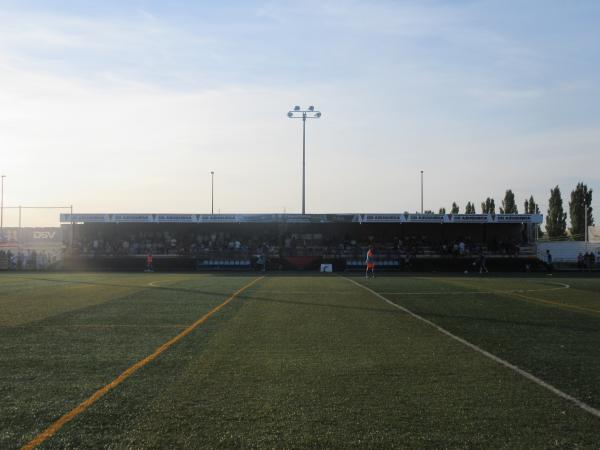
287, 105, 322, 215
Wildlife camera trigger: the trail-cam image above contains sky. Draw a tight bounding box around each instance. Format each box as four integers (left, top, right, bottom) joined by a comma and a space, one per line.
1, 0, 599, 226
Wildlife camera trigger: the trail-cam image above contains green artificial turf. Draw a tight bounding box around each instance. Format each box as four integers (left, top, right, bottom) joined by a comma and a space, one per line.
1, 272, 599, 448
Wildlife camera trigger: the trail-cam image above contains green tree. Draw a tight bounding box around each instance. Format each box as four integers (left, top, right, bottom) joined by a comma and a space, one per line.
525, 195, 543, 237
438, 207, 446, 214
481, 197, 495, 214
568, 182, 594, 240
524, 195, 540, 214
465, 202, 476, 214
451, 202, 459, 214
500, 190, 518, 214
546, 186, 567, 238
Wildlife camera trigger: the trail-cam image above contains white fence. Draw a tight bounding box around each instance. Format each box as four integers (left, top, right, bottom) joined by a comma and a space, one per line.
589, 226, 600, 243
536, 241, 600, 263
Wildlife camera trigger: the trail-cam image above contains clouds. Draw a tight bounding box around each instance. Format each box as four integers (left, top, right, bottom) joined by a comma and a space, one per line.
0, 1, 599, 224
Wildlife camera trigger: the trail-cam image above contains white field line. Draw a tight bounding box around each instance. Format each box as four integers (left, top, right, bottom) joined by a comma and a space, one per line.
344, 277, 600, 420
380, 282, 570, 295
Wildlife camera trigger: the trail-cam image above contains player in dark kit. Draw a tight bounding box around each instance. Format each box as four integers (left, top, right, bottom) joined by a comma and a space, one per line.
478, 252, 488, 274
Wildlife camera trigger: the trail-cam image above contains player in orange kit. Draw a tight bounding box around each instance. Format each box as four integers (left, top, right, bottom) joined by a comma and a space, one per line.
365, 246, 375, 279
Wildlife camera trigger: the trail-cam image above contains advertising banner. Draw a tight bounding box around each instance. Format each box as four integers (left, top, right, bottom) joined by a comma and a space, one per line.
0, 228, 63, 247
447, 214, 490, 223
59, 212, 544, 225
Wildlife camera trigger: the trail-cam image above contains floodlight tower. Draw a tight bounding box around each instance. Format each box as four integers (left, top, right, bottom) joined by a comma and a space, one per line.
584, 202, 589, 243
420, 171, 424, 213
211, 171, 214, 215
1, 175, 5, 230
287, 105, 322, 215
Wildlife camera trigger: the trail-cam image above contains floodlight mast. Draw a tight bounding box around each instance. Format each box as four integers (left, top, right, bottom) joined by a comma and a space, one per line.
211, 171, 214, 215
287, 106, 322, 215
0, 175, 5, 230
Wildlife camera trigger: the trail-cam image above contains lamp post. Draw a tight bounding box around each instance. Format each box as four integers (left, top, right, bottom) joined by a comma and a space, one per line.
584, 203, 588, 243
211, 171, 214, 215
1, 175, 5, 230
287, 105, 322, 215
420, 170, 424, 214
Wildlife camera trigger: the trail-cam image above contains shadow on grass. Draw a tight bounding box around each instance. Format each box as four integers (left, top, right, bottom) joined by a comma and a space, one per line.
6, 275, 260, 295
244, 295, 399, 315
411, 310, 600, 333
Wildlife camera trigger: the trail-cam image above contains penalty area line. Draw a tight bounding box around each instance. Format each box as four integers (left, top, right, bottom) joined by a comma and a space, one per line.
344, 276, 600, 420
22, 276, 264, 450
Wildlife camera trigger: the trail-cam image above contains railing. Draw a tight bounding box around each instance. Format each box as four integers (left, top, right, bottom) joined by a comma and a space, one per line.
68, 244, 536, 260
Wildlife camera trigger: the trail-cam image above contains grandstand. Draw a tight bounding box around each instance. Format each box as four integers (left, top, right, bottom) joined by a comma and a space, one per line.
56, 212, 542, 271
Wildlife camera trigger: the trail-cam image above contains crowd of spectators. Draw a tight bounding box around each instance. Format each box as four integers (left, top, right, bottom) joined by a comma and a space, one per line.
577, 252, 597, 270
439, 237, 521, 257
0, 249, 61, 270
71, 230, 253, 257
70, 229, 527, 260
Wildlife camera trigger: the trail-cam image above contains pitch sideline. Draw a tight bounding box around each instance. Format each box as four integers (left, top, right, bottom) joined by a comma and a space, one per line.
344, 276, 600, 420
21, 276, 264, 450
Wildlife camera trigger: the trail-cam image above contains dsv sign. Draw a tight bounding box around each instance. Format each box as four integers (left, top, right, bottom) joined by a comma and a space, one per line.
33, 231, 57, 239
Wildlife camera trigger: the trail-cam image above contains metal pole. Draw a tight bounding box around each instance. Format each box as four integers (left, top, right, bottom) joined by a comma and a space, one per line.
420, 171, 423, 214
1, 175, 5, 230
302, 113, 306, 215
288, 106, 320, 214
211, 171, 214, 215
70, 205, 74, 250
584, 204, 588, 243
18, 205, 21, 253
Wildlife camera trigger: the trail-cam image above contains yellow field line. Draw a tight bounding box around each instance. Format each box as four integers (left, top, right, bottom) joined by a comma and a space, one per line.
21, 276, 264, 450
437, 279, 600, 315
506, 292, 600, 316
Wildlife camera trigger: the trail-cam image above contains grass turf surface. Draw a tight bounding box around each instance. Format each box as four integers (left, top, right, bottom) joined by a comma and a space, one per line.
1, 272, 600, 448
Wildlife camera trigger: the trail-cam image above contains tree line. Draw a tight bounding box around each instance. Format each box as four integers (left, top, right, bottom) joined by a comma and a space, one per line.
435, 183, 594, 240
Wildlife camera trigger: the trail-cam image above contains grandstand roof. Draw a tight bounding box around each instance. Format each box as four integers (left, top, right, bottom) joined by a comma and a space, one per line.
60, 213, 543, 225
